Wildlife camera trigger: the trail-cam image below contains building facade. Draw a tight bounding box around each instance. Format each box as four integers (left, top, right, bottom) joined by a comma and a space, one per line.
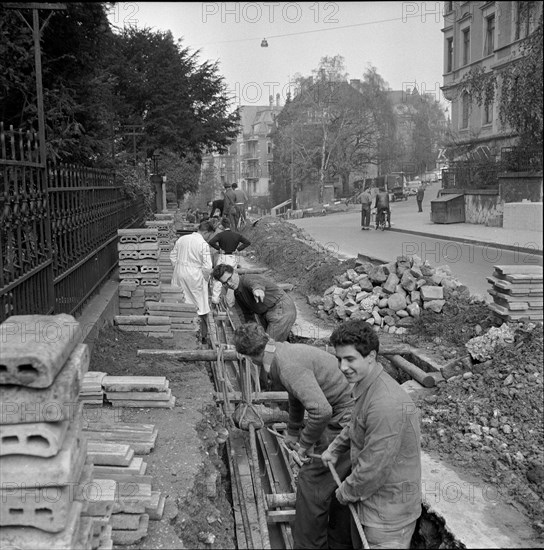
441, 1, 540, 157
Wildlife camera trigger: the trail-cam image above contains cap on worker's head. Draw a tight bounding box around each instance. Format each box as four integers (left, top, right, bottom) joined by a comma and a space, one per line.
223, 182, 232, 188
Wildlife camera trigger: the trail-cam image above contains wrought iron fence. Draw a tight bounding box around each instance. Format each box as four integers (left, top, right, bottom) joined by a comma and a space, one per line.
1, 123, 145, 323
501, 146, 543, 173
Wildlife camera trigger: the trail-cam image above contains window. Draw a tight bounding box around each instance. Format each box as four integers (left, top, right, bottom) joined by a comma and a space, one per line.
462, 28, 470, 65
483, 102, 493, 125
267, 142, 272, 154
484, 15, 495, 56
445, 1, 453, 13
461, 93, 470, 129
446, 37, 454, 72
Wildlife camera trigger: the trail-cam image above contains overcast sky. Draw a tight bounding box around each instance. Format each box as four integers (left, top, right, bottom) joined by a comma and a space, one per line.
108, 2, 447, 109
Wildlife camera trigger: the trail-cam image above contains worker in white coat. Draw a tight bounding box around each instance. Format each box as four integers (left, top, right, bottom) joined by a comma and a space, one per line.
170, 220, 213, 341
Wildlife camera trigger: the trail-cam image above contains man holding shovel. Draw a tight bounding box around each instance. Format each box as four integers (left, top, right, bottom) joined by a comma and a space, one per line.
321, 319, 422, 549
233, 322, 354, 549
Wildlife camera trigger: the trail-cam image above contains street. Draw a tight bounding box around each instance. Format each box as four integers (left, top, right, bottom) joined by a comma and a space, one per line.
289, 190, 543, 298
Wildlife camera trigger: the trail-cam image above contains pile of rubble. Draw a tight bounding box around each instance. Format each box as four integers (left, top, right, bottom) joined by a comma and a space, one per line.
309, 255, 474, 334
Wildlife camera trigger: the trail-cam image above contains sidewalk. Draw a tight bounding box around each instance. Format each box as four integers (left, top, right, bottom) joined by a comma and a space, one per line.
388, 206, 543, 256
343, 197, 542, 256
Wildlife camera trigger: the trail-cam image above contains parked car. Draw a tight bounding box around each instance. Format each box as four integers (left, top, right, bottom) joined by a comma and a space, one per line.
405, 180, 421, 196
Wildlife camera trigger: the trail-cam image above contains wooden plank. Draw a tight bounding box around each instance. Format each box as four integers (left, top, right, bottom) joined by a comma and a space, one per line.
213, 391, 289, 403
267, 510, 296, 523
84, 428, 158, 443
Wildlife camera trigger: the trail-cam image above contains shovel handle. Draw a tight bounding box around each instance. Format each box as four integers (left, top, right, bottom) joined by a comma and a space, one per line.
308, 453, 370, 550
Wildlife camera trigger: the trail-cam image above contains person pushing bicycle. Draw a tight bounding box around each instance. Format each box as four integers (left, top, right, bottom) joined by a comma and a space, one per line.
374, 189, 391, 229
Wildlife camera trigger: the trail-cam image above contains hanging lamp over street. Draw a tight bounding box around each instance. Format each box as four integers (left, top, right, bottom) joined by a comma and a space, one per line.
261, 38, 268, 47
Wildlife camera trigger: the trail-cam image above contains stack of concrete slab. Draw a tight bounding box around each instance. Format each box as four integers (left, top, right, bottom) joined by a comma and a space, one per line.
84, 442, 155, 546
101, 375, 175, 409
144, 220, 176, 283
487, 265, 543, 322
80, 371, 106, 405
160, 283, 186, 303
83, 421, 159, 454
113, 314, 173, 338
118, 281, 163, 318
118, 228, 160, 287
0, 314, 97, 549
145, 301, 199, 335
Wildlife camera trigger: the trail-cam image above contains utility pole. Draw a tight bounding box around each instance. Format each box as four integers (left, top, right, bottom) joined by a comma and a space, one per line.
290, 132, 295, 210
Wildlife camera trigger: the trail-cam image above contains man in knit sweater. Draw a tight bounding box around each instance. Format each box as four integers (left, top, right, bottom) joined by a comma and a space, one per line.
234, 322, 353, 549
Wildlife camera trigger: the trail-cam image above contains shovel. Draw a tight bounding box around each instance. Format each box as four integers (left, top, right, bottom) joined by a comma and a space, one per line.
307, 453, 370, 549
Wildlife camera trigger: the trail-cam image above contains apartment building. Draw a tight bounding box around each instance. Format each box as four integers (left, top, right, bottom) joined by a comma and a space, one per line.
441, 1, 541, 157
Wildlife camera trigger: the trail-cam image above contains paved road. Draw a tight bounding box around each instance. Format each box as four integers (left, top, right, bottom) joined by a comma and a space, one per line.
289, 205, 542, 298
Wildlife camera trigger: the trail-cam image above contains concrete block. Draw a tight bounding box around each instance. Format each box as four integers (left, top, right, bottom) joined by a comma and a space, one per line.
118, 235, 139, 244
114, 316, 148, 326
86, 441, 134, 466
0, 501, 84, 549
111, 396, 176, 409
80, 478, 116, 517
119, 266, 138, 274
423, 299, 446, 313
119, 251, 139, 260
106, 389, 171, 402
138, 251, 159, 260
140, 279, 161, 286
0, 418, 69, 457
111, 514, 149, 545
0, 314, 82, 388
420, 285, 444, 301
111, 512, 143, 530
146, 491, 166, 520
0, 344, 89, 424
118, 228, 158, 236
0, 415, 86, 488
118, 243, 158, 251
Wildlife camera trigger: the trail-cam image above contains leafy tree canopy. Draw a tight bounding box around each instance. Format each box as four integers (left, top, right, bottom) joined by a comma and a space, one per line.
1, 3, 239, 167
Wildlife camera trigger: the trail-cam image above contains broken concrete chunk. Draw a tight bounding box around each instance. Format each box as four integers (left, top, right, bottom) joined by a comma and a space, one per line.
420, 286, 444, 301
401, 271, 417, 292
407, 303, 421, 317
423, 299, 446, 313
387, 293, 407, 312
382, 273, 400, 294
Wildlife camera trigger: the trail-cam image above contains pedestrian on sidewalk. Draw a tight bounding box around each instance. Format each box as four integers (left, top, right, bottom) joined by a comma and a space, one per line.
358, 187, 372, 230
222, 183, 238, 229
212, 264, 296, 342
234, 322, 354, 550
208, 218, 251, 307
416, 184, 425, 213
170, 220, 213, 342
321, 319, 422, 549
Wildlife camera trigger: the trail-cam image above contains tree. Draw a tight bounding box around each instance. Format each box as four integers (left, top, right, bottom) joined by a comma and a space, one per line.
108, 27, 240, 163
460, 2, 543, 149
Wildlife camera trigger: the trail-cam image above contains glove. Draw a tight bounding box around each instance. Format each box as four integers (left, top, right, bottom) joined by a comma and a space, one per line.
335, 486, 348, 506
253, 288, 265, 302
320, 448, 338, 467
283, 433, 299, 451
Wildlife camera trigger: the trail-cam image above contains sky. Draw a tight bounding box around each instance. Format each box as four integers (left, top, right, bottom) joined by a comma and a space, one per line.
108, 2, 447, 109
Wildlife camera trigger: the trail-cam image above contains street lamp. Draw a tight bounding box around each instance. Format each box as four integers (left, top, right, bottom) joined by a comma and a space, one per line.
261, 38, 268, 47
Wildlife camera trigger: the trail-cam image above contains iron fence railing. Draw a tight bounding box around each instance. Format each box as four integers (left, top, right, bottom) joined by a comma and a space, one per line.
0, 123, 145, 323
501, 146, 543, 173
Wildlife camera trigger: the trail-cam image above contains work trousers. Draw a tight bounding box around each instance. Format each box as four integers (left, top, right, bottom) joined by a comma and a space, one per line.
258, 292, 297, 342
352, 519, 417, 549
293, 427, 353, 549
361, 205, 371, 228
416, 199, 423, 212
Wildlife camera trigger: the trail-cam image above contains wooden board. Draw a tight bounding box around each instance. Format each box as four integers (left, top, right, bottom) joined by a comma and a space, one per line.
110, 396, 176, 410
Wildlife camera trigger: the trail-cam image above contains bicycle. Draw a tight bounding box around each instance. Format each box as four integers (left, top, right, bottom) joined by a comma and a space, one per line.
375, 208, 390, 231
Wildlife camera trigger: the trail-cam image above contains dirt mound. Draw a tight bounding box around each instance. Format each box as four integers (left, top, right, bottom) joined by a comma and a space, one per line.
243, 217, 357, 294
